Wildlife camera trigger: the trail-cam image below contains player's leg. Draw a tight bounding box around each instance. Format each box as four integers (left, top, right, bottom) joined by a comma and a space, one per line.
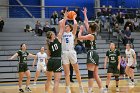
130, 67, 135, 84
70, 51, 84, 93
62, 52, 71, 93
63, 64, 70, 85
25, 70, 32, 92
34, 70, 40, 85
72, 63, 82, 85
87, 70, 94, 93
18, 72, 24, 92
45, 71, 53, 93
63, 64, 72, 93
125, 66, 131, 79
53, 72, 62, 93
72, 63, 84, 93
34, 63, 41, 85
106, 72, 112, 89
94, 66, 102, 89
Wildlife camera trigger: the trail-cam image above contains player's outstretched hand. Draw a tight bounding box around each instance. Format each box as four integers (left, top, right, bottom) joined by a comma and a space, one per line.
82, 7, 87, 15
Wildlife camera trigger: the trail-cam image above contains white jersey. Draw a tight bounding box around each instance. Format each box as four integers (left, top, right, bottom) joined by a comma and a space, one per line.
125, 49, 136, 66
62, 32, 75, 51
37, 52, 47, 64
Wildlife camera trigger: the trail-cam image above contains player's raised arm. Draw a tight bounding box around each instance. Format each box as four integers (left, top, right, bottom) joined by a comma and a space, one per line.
57, 12, 68, 41
72, 14, 78, 35
78, 25, 93, 40
82, 7, 89, 32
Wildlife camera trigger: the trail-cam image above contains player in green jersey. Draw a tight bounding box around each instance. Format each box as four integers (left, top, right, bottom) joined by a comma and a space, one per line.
78, 7, 103, 93
104, 43, 121, 92
9, 43, 35, 93
45, 12, 66, 93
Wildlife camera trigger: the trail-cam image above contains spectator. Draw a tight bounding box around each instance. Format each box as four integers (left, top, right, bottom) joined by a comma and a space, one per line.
75, 39, 86, 54
24, 24, 32, 32
120, 56, 127, 77
43, 21, 56, 35
123, 26, 133, 45
51, 11, 59, 25
133, 18, 139, 31
35, 20, 43, 36
96, 9, 102, 18
114, 23, 120, 33
116, 12, 124, 25
124, 19, 134, 32
60, 10, 64, 20
110, 14, 117, 29
74, 8, 82, 22
0, 16, 4, 32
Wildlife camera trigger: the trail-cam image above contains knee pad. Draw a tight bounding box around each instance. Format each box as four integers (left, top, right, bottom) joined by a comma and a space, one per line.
88, 70, 94, 79
115, 76, 119, 81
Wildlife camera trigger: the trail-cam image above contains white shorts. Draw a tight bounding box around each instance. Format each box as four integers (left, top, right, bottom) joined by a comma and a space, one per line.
62, 50, 77, 64
127, 61, 133, 66
37, 63, 46, 72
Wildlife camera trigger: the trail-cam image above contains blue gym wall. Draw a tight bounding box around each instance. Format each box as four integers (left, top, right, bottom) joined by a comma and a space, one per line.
9, 0, 41, 18
45, 0, 94, 19
9, 0, 140, 18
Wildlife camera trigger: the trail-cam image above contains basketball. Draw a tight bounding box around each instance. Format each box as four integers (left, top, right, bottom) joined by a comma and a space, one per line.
67, 11, 76, 20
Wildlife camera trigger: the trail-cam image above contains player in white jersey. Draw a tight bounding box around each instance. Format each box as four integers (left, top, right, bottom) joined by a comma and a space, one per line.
32, 47, 48, 85
125, 44, 136, 85
61, 13, 84, 93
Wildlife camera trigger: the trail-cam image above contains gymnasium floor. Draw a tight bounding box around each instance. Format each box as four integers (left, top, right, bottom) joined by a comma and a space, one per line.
0, 79, 140, 93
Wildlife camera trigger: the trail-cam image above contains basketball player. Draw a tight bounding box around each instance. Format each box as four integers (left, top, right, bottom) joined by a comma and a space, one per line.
32, 47, 48, 85
61, 12, 84, 93
125, 44, 136, 86
9, 43, 36, 93
79, 7, 103, 93
45, 14, 66, 93
104, 43, 121, 92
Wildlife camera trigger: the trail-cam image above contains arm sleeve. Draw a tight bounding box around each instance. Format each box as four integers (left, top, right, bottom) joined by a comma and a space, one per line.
106, 51, 109, 57
26, 51, 29, 56
17, 50, 21, 56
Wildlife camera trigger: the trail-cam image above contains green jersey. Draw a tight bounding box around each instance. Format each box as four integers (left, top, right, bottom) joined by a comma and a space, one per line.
49, 38, 61, 57
17, 50, 29, 63
106, 49, 120, 65
85, 34, 96, 50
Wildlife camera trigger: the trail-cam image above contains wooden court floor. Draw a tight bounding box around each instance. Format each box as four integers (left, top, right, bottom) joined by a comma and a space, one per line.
0, 80, 140, 93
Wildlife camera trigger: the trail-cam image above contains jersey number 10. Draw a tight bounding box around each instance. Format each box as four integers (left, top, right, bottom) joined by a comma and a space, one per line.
52, 44, 58, 51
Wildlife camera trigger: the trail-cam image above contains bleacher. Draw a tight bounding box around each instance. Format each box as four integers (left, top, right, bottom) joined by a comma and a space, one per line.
0, 18, 139, 82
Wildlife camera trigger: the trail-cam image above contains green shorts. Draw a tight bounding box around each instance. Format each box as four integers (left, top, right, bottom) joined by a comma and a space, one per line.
17, 63, 29, 72
107, 64, 120, 76
47, 58, 62, 72
87, 50, 99, 66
